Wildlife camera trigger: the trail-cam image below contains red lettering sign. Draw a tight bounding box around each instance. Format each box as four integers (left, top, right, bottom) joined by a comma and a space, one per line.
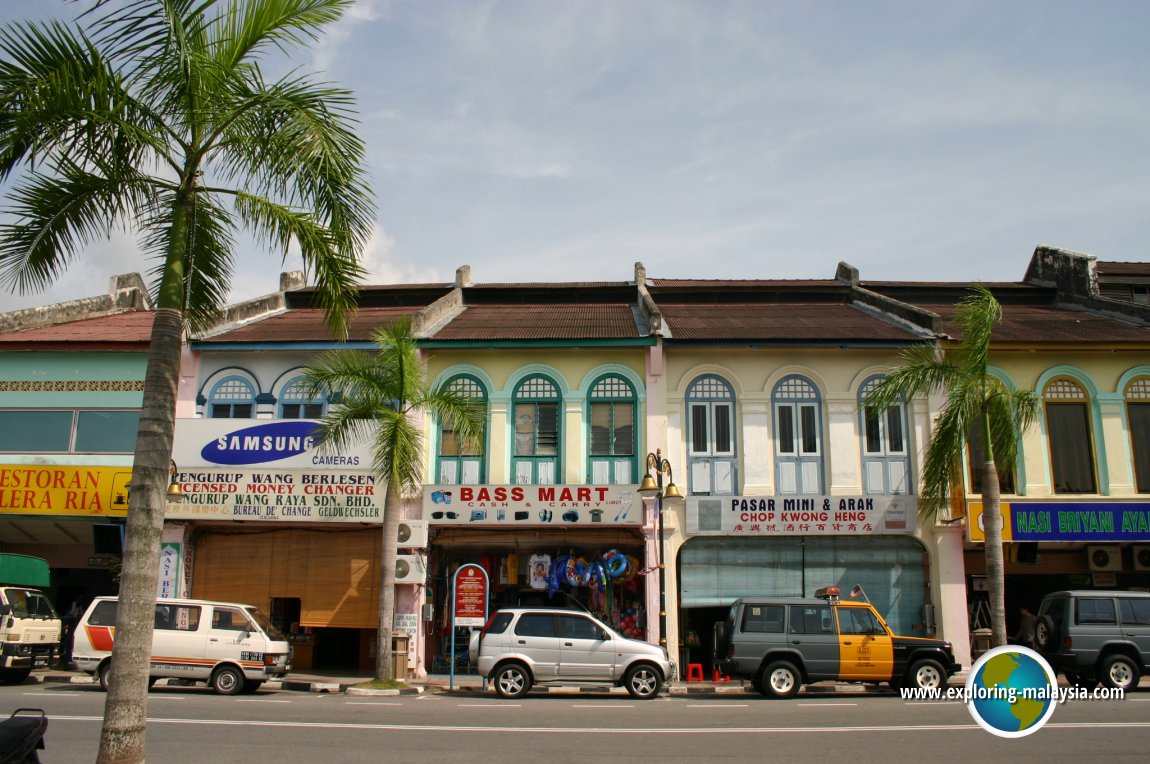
453, 564, 489, 627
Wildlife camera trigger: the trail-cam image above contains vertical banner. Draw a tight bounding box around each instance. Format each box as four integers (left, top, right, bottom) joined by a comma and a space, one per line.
157, 543, 181, 600
450, 563, 489, 690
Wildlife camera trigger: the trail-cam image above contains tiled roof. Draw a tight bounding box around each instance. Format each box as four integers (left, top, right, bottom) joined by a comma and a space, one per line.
931, 303, 1150, 343
1096, 261, 1150, 277
202, 307, 418, 343
659, 302, 921, 342
650, 278, 842, 289
0, 311, 154, 347
430, 303, 643, 341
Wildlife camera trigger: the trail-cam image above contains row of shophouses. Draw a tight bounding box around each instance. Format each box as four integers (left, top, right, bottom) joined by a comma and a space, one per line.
2, 245, 1150, 677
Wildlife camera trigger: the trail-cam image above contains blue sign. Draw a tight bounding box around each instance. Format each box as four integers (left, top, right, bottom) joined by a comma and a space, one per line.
1010, 502, 1150, 541
200, 421, 321, 465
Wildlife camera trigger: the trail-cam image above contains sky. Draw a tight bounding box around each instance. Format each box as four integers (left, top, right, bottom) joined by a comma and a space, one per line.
1, 0, 1149, 312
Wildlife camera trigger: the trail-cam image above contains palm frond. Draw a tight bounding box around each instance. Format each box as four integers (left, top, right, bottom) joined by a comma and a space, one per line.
0, 163, 156, 293
954, 285, 1000, 372
212, 0, 353, 67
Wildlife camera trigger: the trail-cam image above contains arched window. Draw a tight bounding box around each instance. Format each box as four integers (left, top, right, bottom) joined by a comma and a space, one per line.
587, 375, 637, 484
1044, 377, 1097, 494
437, 375, 487, 485
208, 376, 256, 418
278, 376, 325, 419
1126, 376, 1150, 493
774, 375, 823, 495
686, 375, 737, 495
512, 374, 561, 485
858, 376, 909, 495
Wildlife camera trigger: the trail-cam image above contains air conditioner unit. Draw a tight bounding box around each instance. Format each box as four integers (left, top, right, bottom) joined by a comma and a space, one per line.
395, 554, 427, 584
396, 520, 428, 548
1133, 546, 1150, 572
1087, 545, 1122, 572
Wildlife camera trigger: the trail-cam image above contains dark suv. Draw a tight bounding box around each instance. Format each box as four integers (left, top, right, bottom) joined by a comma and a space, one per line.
713, 587, 960, 698
1034, 590, 1150, 691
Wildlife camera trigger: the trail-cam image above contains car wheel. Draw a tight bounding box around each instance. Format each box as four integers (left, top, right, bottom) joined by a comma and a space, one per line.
907, 659, 946, 690
0, 668, 32, 686
713, 621, 730, 661
759, 661, 801, 699
98, 662, 112, 692
211, 666, 245, 695
623, 664, 662, 699
493, 662, 532, 699
1100, 655, 1138, 692
241, 680, 263, 694
1034, 615, 1057, 652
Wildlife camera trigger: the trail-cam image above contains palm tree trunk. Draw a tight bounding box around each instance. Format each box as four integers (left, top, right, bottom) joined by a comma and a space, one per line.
96, 306, 182, 764
376, 482, 400, 682
981, 457, 1008, 648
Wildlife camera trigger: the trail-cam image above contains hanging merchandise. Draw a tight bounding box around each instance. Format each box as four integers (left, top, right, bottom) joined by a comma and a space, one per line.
528, 553, 550, 590
506, 553, 519, 586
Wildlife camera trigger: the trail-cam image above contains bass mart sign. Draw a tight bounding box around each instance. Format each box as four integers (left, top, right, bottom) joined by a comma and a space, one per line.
421, 485, 642, 526
687, 495, 917, 536
0, 464, 131, 516
165, 469, 382, 523
967, 501, 1150, 542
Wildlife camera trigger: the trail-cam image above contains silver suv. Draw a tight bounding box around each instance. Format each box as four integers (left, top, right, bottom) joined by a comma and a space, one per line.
1035, 590, 1150, 691
470, 607, 674, 699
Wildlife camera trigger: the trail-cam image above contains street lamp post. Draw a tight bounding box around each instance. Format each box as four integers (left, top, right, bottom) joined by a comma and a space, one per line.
638, 449, 681, 649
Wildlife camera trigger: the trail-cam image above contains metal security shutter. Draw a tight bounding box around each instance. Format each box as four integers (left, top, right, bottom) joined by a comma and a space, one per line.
679, 536, 929, 635
191, 528, 380, 628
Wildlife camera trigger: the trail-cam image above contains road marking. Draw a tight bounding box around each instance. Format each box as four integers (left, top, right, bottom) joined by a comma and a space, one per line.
686, 704, 749, 708
235, 699, 291, 703
797, 703, 857, 707
23, 692, 83, 697
572, 704, 634, 709
348, 702, 403, 706
455, 704, 522, 708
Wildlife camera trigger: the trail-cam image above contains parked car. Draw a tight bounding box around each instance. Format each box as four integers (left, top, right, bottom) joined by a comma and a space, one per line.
713, 586, 960, 698
72, 596, 291, 695
1034, 589, 1150, 691
470, 607, 674, 699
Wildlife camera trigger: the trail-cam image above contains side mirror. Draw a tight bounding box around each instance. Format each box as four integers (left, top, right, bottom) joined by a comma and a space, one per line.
0, 604, 11, 616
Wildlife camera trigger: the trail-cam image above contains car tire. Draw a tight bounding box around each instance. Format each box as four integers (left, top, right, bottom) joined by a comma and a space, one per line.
241, 680, 263, 694
623, 664, 662, 699
211, 666, 245, 695
98, 662, 112, 692
0, 668, 32, 686
907, 658, 946, 691
1034, 615, 1057, 652
1099, 655, 1138, 692
713, 621, 730, 661
493, 662, 532, 699
759, 661, 801, 699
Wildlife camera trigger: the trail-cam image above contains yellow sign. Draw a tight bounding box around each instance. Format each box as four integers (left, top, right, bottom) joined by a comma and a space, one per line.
0, 465, 132, 516
966, 501, 1015, 542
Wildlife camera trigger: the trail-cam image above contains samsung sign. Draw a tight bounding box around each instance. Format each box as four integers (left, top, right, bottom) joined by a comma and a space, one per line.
173, 419, 373, 469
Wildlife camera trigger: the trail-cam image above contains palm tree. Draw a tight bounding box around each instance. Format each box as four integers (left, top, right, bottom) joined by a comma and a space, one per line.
299, 318, 484, 682
865, 285, 1039, 649
0, 2, 372, 761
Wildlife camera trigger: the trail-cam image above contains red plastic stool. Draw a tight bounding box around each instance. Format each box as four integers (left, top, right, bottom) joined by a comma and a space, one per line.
686, 663, 704, 682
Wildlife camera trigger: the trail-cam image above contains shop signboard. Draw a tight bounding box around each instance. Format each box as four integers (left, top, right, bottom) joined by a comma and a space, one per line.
157, 542, 180, 599
165, 469, 382, 522
967, 500, 1150, 543
687, 494, 917, 536
422, 484, 641, 526
0, 464, 132, 516
172, 418, 373, 469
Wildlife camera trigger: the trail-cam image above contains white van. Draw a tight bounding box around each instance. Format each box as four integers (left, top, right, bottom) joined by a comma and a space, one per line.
72, 597, 291, 694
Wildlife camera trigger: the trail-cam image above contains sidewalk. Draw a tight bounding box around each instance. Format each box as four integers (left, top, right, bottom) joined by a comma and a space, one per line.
28, 666, 1147, 697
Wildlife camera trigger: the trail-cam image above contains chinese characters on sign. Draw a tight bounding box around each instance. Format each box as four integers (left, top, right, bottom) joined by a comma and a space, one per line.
687, 495, 917, 536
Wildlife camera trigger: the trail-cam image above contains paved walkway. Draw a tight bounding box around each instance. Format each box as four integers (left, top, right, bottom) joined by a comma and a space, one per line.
28, 667, 1149, 697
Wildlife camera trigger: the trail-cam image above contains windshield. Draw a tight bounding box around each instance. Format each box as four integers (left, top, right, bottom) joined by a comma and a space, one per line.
2, 588, 58, 619
245, 607, 285, 640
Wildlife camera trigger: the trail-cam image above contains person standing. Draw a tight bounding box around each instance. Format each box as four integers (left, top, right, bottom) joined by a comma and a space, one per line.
1014, 606, 1037, 649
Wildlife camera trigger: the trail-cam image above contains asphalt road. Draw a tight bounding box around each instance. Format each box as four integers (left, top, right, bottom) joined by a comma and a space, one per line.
3, 682, 1149, 763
